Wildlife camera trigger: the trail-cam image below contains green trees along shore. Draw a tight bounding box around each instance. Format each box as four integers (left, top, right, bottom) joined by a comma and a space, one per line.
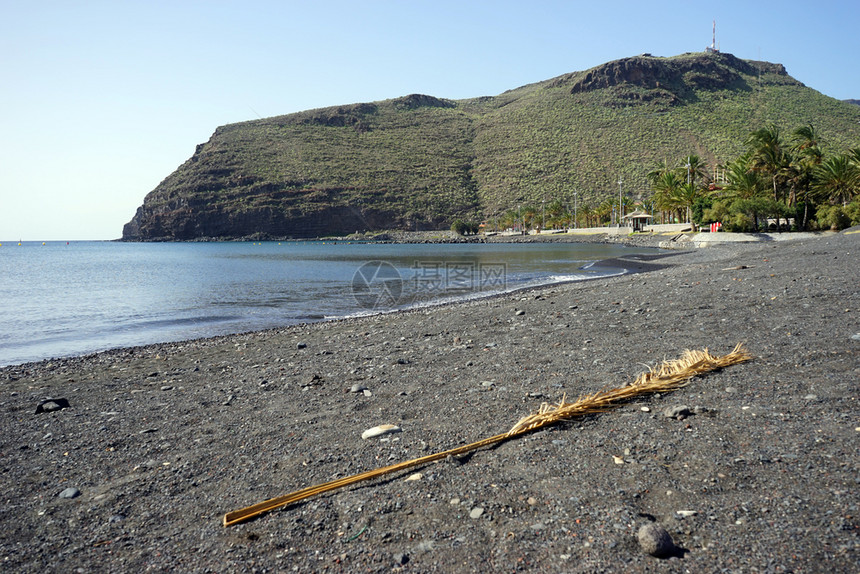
653, 124, 860, 232
517, 124, 860, 233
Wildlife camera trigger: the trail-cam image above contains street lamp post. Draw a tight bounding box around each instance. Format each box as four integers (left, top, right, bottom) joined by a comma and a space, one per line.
542, 196, 546, 231
574, 191, 578, 229
685, 160, 692, 224
618, 177, 624, 227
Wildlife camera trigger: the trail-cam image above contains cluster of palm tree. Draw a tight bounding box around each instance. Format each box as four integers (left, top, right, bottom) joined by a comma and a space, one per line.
494, 195, 637, 231
646, 155, 709, 224
715, 124, 859, 230
487, 123, 858, 233
647, 125, 860, 231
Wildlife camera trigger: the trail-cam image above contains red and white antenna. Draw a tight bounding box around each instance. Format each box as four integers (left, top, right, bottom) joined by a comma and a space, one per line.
706, 20, 720, 53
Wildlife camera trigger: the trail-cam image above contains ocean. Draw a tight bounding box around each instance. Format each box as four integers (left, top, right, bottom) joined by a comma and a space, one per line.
0, 240, 661, 366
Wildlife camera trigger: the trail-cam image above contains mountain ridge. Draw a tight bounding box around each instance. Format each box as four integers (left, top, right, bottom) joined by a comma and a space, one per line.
123, 51, 860, 240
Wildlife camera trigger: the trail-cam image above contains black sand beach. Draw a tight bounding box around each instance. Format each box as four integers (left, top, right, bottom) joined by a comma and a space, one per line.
1, 232, 858, 572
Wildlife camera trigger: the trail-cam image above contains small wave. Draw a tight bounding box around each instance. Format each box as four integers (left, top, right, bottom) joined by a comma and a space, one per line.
115, 315, 243, 332
291, 313, 327, 321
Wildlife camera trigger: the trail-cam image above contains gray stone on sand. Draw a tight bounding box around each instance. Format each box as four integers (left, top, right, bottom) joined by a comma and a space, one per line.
35, 398, 70, 414
637, 522, 675, 557
663, 405, 691, 419
58, 487, 81, 499
469, 507, 484, 519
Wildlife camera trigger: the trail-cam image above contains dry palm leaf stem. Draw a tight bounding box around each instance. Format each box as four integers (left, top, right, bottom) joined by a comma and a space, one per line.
223, 343, 752, 527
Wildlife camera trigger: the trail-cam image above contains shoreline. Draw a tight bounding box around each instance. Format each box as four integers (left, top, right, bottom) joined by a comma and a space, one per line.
0, 241, 671, 370
113, 228, 842, 251
0, 247, 678, 373
2, 232, 857, 572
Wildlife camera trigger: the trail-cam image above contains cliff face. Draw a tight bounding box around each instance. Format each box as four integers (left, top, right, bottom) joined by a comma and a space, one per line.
122, 200, 401, 241
569, 52, 754, 95
555, 52, 795, 111
122, 52, 859, 240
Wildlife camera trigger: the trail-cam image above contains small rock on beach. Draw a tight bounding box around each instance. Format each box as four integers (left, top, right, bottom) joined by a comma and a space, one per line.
663, 405, 691, 419
35, 398, 70, 414
637, 523, 676, 557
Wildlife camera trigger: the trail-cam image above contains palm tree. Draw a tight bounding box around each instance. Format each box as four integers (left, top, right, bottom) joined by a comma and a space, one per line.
545, 199, 568, 229
674, 183, 704, 224
577, 204, 593, 228
746, 124, 797, 229
500, 209, 519, 231
640, 197, 656, 219
595, 199, 613, 226
646, 159, 673, 186
813, 155, 860, 206
652, 171, 684, 223
792, 124, 820, 152
520, 205, 539, 230
722, 153, 765, 201
680, 154, 708, 188
848, 148, 860, 168
746, 124, 794, 205
791, 124, 823, 228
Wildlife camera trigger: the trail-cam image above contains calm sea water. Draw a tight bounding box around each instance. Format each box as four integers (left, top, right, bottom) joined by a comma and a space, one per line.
0, 241, 660, 366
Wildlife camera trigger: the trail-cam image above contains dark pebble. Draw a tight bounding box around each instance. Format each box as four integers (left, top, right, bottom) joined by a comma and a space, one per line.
35, 398, 70, 414
393, 552, 410, 565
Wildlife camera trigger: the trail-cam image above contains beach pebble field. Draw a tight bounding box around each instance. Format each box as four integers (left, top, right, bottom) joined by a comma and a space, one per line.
1, 231, 858, 572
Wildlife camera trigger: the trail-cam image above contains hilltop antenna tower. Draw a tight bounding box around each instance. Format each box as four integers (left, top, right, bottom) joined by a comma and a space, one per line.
706, 20, 720, 53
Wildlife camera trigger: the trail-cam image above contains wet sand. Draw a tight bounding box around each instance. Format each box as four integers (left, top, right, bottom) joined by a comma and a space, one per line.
1, 231, 858, 572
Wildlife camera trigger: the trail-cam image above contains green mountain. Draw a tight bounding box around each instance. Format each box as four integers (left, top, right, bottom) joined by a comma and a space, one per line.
122, 51, 860, 240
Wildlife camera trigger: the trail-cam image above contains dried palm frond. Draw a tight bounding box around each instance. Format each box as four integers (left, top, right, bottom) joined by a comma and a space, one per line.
507, 343, 752, 434
223, 343, 751, 526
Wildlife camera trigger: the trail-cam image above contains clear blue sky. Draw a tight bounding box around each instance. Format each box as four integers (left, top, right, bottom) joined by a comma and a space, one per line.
2, 0, 858, 240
